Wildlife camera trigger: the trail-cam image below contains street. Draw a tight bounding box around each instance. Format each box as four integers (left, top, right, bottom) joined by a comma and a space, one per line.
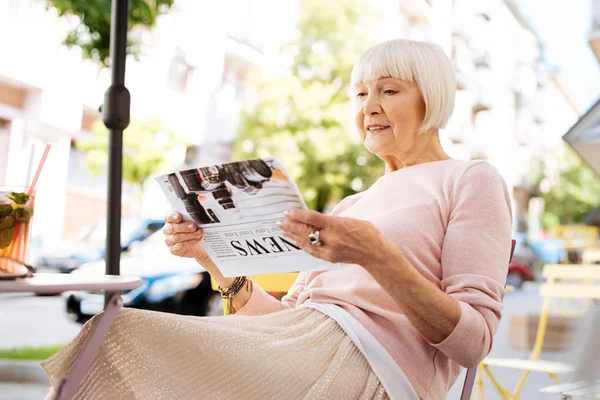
0, 284, 582, 399
0, 294, 81, 351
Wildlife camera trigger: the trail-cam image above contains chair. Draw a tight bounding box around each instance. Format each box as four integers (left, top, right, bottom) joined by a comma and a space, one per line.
475, 264, 600, 400
582, 247, 600, 264
550, 225, 599, 264
540, 304, 600, 399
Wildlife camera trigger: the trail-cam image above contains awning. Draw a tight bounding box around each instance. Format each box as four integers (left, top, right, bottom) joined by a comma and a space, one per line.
563, 97, 600, 178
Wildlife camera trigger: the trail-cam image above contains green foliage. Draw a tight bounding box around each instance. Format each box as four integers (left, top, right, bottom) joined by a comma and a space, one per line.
0, 345, 65, 360
231, 0, 384, 211
540, 146, 600, 229
46, 0, 175, 67
76, 118, 184, 190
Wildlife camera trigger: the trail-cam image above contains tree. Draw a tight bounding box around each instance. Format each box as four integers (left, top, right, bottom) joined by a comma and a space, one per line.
539, 146, 600, 229
77, 118, 185, 201
231, 0, 385, 212
46, 0, 175, 67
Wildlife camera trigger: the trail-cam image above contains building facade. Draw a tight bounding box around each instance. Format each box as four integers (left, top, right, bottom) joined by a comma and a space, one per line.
0, 0, 296, 249
389, 0, 579, 234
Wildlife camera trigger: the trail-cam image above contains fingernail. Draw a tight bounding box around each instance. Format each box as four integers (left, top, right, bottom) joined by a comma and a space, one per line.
283, 209, 290, 216
187, 223, 195, 230
276, 220, 283, 227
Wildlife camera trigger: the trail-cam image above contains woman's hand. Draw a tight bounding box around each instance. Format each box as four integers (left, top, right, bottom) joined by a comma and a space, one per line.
163, 212, 209, 261
277, 208, 390, 269
163, 212, 236, 288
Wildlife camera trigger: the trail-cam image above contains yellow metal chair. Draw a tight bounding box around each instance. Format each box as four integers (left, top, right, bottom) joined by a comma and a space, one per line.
550, 225, 599, 264
582, 248, 600, 264
476, 264, 600, 400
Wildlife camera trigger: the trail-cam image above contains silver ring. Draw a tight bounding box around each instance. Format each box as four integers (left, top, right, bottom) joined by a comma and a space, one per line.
308, 230, 323, 246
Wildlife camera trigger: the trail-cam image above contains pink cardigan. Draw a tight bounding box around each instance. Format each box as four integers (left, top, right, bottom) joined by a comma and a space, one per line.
236, 159, 513, 400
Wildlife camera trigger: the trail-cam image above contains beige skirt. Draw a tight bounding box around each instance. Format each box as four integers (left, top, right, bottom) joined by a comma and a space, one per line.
41, 307, 389, 400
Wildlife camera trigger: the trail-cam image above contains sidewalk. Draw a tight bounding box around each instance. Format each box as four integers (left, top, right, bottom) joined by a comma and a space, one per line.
0, 294, 74, 400
0, 359, 49, 400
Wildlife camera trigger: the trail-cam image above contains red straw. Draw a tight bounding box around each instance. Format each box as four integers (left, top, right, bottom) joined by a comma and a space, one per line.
27, 144, 51, 195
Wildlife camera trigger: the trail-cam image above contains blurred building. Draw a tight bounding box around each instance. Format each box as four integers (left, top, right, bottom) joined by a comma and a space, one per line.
0, 0, 297, 249
376, 0, 580, 234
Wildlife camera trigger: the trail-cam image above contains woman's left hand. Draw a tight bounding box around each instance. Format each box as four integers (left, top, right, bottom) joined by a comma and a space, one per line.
277, 208, 389, 268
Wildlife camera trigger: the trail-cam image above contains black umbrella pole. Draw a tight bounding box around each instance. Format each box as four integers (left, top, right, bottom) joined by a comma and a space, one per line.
103, 0, 130, 280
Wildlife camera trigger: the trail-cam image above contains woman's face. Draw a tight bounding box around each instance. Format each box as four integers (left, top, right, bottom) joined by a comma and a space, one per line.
353, 77, 426, 160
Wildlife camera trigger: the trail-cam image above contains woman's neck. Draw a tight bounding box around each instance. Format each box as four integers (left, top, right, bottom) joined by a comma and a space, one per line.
384, 130, 451, 173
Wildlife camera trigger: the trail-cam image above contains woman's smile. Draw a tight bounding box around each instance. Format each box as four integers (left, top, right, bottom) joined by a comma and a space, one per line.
366, 124, 391, 134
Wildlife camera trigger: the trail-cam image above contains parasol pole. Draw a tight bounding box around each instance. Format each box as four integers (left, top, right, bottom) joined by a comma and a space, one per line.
102, 0, 130, 296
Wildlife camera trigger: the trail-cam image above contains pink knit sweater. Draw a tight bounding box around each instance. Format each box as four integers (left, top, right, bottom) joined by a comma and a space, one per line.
236, 159, 513, 400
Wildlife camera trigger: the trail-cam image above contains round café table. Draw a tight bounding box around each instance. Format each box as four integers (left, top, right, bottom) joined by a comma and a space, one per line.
0, 273, 142, 400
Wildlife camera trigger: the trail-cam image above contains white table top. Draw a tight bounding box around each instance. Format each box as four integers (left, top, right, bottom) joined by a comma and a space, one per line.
0, 273, 143, 294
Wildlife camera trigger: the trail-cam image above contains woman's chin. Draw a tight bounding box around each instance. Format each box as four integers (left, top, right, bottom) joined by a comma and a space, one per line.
363, 140, 392, 157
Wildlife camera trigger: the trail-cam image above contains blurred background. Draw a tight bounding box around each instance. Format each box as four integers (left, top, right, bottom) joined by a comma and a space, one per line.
1, 0, 600, 399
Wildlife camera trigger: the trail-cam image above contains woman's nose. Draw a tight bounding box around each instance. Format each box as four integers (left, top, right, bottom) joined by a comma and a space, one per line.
363, 96, 382, 115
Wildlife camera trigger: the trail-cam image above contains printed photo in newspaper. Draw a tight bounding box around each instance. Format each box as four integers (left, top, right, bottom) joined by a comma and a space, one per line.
154, 156, 341, 277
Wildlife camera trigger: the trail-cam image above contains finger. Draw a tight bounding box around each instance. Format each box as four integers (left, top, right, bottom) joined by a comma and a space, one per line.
277, 219, 315, 238
285, 208, 331, 229
163, 222, 200, 235
290, 234, 327, 260
281, 227, 326, 249
280, 229, 306, 247
167, 239, 203, 256
164, 232, 204, 246
169, 242, 191, 256
165, 212, 183, 224
280, 228, 332, 263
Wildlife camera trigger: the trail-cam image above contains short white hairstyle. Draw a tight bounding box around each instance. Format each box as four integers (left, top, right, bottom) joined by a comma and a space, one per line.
350, 39, 457, 134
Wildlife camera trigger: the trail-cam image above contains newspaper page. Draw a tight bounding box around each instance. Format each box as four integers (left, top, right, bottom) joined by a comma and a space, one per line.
154, 156, 341, 277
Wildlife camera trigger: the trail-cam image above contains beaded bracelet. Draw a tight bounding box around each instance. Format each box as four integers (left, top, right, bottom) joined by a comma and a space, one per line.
217, 276, 248, 316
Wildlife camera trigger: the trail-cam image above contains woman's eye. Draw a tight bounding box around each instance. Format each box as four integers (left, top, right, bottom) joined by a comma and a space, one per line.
384, 90, 398, 95
357, 92, 367, 98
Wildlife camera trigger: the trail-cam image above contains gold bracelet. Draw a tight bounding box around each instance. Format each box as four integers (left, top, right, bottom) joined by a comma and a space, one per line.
217, 276, 247, 315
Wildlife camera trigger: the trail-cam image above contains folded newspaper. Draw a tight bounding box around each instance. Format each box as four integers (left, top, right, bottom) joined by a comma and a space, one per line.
155, 156, 341, 277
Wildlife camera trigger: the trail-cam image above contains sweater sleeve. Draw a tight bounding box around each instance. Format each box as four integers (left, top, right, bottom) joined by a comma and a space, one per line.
428, 162, 513, 368
234, 272, 307, 316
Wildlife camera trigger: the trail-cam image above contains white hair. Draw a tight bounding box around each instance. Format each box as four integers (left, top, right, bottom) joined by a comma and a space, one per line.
350, 39, 457, 134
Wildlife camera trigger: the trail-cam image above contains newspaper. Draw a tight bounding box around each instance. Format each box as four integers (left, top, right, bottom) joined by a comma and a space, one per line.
154, 156, 341, 277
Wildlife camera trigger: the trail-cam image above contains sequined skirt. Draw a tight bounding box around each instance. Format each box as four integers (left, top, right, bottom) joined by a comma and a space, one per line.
41, 307, 389, 400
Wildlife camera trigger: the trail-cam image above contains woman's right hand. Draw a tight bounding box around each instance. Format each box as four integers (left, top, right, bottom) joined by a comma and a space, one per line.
163, 212, 210, 261
163, 212, 237, 291
163, 211, 239, 292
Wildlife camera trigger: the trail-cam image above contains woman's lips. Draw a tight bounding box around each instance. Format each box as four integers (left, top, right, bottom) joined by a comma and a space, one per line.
366, 126, 390, 134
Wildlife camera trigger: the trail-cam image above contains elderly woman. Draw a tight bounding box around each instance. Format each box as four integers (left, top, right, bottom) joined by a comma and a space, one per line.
42, 39, 512, 400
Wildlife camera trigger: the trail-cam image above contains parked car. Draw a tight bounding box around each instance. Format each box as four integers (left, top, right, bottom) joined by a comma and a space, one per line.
506, 232, 574, 289
64, 231, 223, 323
35, 217, 165, 273
506, 232, 539, 289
